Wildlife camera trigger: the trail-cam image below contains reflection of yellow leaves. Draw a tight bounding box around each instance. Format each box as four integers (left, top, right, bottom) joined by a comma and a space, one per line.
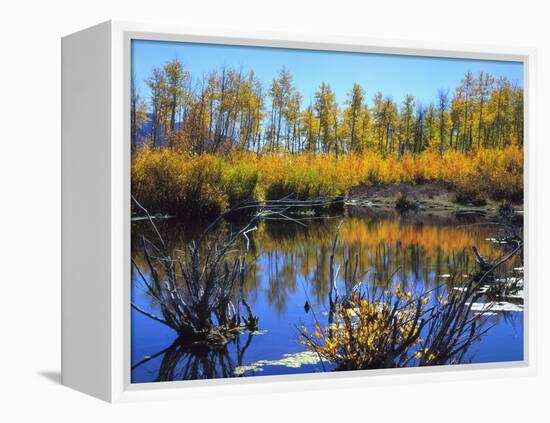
132, 146, 523, 305
340, 218, 498, 255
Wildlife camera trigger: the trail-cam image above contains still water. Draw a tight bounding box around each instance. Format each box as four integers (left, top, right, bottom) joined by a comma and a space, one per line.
131, 211, 524, 383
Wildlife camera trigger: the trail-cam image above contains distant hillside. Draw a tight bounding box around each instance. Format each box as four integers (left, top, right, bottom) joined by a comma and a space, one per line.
135, 114, 182, 147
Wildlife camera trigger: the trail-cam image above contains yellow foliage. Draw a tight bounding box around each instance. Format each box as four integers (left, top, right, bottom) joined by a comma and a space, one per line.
300, 289, 425, 370
131, 146, 523, 215
131, 148, 227, 216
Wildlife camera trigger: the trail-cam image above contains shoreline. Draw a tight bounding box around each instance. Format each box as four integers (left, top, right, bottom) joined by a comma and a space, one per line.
347, 181, 523, 218
131, 181, 524, 222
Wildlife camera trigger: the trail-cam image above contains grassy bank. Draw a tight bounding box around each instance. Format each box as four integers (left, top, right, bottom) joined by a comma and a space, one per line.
131, 145, 523, 216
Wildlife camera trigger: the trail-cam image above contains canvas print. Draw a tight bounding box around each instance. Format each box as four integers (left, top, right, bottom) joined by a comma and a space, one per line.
130, 39, 524, 383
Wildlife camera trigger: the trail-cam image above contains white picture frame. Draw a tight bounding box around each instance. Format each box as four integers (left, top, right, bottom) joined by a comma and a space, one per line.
61, 20, 538, 403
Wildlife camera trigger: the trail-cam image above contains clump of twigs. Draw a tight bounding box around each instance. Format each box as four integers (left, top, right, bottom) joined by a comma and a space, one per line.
484, 277, 523, 303
132, 195, 339, 347
474, 237, 524, 303
299, 221, 523, 370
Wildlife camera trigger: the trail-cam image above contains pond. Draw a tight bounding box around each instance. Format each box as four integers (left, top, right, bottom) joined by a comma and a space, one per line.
131, 209, 524, 383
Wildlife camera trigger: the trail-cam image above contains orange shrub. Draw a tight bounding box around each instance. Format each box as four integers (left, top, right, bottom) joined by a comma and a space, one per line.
131, 148, 227, 216
131, 146, 524, 215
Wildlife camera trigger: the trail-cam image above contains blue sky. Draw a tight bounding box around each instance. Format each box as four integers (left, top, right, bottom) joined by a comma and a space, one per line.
132, 39, 523, 108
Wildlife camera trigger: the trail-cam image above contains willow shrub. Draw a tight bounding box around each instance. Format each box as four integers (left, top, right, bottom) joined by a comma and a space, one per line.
449, 145, 523, 204
261, 154, 349, 201
131, 146, 523, 216
132, 148, 227, 217
222, 160, 261, 207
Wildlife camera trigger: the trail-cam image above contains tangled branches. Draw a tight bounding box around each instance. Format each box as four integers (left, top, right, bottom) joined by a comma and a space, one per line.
299, 221, 523, 370
132, 196, 341, 346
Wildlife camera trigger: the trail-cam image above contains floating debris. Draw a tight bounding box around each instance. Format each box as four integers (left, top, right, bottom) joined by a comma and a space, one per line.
234, 351, 323, 375
454, 277, 524, 302
467, 301, 524, 314
505, 291, 524, 300
485, 237, 510, 245
250, 329, 268, 336
453, 285, 489, 294
233, 365, 264, 376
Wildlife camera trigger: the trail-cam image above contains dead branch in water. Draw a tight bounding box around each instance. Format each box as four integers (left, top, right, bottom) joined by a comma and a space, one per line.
132, 196, 341, 346
299, 224, 524, 370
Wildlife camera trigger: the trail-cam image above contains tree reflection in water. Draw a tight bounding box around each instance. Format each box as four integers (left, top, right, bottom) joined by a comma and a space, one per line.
132, 209, 523, 381
133, 212, 522, 318
132, 332, 255, 381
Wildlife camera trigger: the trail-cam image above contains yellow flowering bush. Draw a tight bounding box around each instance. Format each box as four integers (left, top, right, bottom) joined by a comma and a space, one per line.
300, 288, 430, 370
